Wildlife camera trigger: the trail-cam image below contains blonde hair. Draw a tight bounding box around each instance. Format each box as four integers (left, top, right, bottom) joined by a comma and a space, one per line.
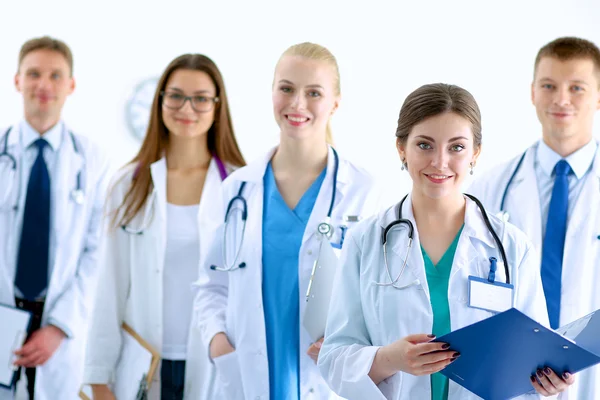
278, 42, 340, 145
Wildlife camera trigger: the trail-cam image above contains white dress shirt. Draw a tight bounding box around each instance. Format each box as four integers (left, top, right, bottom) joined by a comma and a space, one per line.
535, 139, 597, 237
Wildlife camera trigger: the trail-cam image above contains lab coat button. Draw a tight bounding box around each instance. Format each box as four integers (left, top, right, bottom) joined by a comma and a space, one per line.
255, 397, 261, 400
307, 250, 313, 255
309, 388, 315, 393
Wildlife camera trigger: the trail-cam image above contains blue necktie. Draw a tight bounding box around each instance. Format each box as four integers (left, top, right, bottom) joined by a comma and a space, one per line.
15, 138, 51, 301
541, 159, 571, 329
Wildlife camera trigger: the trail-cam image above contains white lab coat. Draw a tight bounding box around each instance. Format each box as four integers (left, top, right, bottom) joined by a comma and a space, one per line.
0, 125, 110, 400
193, 146, 382, 400
318, 195, 549, 400
83, 157, 228, 400
468, 142, 600, 400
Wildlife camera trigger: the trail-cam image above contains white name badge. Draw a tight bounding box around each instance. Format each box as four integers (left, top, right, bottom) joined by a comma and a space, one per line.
468, 276, 514, 313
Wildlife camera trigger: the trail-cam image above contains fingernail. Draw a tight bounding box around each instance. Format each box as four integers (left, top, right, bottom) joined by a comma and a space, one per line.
427, 334, 436, 338
544, 367, 551, 375
537, 370, 544, 378
530, 375, 537, 383
442, 343, 450, 349
452, 352, 460, 358
563, 372, 571, 379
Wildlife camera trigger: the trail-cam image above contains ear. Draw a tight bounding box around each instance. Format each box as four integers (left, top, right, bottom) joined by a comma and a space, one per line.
530, 81, 536, 106
396, 138, 406, 161
331, 95, 341, 116
14, 73, 21, 93
68, 77, 76, 95
472, 144, 482, 166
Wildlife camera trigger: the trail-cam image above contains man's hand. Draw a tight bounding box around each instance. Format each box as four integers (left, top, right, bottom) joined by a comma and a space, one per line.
14, 325, 66, 367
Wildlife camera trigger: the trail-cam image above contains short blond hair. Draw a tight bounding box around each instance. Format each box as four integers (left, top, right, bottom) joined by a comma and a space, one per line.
18, 36, 74, 76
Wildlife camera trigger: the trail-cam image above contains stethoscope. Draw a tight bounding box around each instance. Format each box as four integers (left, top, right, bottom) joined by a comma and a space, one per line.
210, 148, 343, 272
121, 156, 230, 235
376, 193, 511, 290
0, 127, 85, 211
499, 150, 528, 222
500, 146, 600, 241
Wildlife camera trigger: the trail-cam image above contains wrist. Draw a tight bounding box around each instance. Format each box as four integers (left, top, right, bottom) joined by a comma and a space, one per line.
48, 324, 67, 338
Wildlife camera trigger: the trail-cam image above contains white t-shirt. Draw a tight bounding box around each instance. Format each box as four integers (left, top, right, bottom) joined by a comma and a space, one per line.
162, 203, 200, 360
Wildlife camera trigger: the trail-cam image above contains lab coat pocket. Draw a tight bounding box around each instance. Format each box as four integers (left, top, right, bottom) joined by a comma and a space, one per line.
213, 351, 244, 400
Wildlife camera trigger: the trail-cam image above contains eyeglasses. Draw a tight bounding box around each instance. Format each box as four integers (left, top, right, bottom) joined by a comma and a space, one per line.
160, 91, 219, 112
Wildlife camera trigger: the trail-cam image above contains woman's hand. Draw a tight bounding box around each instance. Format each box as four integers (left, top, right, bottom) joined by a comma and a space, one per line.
307, 338, 324, 364
91, 384, 116, 400
531, 368, 575, 396
369, 333, 458, 384
210, 332, 235, 359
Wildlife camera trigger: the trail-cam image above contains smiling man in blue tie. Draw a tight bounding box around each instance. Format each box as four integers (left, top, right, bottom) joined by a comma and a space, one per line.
0, 37, 110, 400
469, 37, 600, 399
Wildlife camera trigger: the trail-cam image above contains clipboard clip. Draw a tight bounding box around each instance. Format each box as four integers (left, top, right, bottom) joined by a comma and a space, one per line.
136, 373, 148, 400
306, 259, 318, 302
8, 330, 26, 372
306, 239, 327, 302
488, 257, 497, 283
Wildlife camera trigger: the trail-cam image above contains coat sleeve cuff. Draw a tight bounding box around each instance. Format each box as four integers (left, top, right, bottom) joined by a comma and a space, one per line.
82, 367, 113, 385
199, 317, 226, 363
47, 318, 74, 339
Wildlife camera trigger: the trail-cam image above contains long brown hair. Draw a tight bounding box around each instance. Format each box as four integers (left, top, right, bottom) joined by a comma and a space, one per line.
115, 54, 245, 227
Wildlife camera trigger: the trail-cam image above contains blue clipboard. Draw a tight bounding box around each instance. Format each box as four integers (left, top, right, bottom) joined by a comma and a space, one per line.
433, 308, 600, 400
0, 303, 33, 390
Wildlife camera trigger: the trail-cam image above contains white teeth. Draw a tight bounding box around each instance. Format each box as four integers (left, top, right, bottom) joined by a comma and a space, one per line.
430, 175, 449, 179
288, 116, 308, 122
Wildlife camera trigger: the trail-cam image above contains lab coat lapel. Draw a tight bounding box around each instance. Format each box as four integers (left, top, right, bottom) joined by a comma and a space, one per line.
389, 194, 429, 297
0, 128, 21, 303
450, 198, 493, 281
52, 129, 84, 246
198, 158, 224, 245
302, 146, 346, 246
506, 145, 542, 250
566, 145, 600, 241
150, 158, 168, 264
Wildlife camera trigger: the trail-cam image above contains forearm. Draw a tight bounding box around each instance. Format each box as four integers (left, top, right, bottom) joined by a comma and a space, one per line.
368, 346, 398, 385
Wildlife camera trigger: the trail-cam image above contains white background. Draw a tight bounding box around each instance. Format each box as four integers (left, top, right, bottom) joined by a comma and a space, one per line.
1, 0, 599, 207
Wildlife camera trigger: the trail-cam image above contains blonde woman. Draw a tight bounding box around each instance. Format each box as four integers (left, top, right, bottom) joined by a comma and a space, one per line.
194, 43, 381, 399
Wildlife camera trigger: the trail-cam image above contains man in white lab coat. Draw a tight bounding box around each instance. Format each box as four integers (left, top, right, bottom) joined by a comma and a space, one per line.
0, 36, 109, 399
469, 36, 600, 399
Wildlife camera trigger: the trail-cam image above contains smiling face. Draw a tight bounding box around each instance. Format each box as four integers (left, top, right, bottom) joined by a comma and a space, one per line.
532, 56, 600, 149
398, 112, 480, 200
161, 68, 217, 139
15, 49, 75, 124
272, 55, 340, 142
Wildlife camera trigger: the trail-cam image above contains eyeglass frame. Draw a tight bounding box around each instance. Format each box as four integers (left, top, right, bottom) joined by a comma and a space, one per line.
160, 90, 220, 112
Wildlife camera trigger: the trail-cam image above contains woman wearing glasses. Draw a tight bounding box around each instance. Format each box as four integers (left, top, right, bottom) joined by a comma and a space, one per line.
83, 54, 245, 400
317, 83, 574, 400
194, 42, 382, 400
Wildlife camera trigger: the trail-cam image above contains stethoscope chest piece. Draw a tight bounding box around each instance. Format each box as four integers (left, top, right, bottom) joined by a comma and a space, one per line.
317, 222, 334, 238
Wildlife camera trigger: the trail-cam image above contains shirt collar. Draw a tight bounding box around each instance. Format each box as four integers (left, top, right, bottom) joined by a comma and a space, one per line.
20, 119, 64, 151
536, 139, 597, 180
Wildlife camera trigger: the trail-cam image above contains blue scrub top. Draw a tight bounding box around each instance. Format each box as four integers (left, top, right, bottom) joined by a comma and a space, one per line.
262, 162, 326, 400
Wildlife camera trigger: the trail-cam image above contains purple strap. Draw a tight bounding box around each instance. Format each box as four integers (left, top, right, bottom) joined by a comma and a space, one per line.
214, 155, 228, 181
